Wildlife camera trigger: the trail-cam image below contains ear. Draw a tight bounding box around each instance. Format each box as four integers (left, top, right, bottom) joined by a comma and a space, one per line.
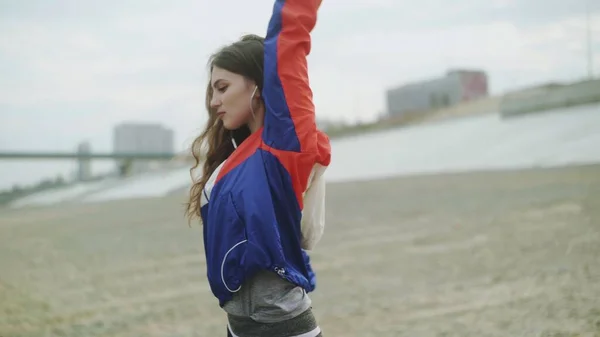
246, 80, 260, 97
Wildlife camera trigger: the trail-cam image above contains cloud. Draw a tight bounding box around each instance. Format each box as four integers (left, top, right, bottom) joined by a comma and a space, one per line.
0, 0, 599, 189
319, 12, 600, 93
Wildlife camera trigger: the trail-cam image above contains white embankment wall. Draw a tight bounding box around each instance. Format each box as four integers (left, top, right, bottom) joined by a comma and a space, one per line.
500, 79, 600, 117
9, 102, 600, 208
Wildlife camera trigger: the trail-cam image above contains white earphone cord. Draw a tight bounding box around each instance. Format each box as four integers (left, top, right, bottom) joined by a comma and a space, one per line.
249, 85, 258, 120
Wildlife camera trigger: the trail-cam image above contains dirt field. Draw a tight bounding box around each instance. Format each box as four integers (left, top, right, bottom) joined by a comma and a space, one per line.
1, 165, 599, 337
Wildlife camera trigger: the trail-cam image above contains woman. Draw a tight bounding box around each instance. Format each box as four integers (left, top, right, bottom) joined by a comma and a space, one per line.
186, 0, 331, 336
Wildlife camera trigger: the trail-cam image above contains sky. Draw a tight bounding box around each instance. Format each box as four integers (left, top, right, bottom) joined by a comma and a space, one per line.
1, 0, 599, 190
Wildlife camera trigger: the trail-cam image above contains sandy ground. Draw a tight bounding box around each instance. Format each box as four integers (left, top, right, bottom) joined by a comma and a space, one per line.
1, 165, 599, 337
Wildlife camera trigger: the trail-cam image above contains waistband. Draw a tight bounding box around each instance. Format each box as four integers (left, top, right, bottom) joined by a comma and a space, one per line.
227, 307, 321, 337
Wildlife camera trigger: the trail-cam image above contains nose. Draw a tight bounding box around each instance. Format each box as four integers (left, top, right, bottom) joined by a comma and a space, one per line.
210, 94, 221, 109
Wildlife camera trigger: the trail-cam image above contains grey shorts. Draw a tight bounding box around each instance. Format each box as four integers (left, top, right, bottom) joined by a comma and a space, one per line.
226, 307, 323, 337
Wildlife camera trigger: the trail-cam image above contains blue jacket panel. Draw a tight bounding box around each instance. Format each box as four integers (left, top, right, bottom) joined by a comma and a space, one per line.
202, 149, 315, 306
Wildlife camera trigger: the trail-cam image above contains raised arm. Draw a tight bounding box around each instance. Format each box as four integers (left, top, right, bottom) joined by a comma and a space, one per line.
262, 0, 322, 153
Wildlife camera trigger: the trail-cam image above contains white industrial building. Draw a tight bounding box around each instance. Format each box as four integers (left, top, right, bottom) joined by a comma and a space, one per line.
113, 123, 174, 174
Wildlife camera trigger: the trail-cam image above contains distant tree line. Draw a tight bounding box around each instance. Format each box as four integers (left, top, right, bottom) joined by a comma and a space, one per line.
0, 175, 68, 207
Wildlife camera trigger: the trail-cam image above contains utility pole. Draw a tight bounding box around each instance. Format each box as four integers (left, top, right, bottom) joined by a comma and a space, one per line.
586, 0, 594, 79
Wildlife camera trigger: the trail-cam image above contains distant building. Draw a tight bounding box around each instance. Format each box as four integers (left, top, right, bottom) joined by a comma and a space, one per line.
386, 69, 489, 118
113, 123, 174, 174
77, 141, 92, 181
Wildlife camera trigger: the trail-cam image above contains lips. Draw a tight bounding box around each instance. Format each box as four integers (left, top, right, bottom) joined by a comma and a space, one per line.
217, 111, 225, 117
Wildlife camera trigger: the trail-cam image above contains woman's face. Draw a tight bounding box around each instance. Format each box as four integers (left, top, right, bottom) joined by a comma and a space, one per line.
209, 66, 256, 130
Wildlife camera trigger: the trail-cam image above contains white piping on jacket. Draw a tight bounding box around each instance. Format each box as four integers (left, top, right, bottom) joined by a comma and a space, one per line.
221, 239, 247, 293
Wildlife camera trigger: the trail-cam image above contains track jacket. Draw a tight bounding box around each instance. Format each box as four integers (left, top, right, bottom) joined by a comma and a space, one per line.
199, 0, 331, 307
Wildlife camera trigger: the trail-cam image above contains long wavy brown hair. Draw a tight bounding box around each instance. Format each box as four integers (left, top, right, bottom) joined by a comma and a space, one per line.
186, 34, 265, 223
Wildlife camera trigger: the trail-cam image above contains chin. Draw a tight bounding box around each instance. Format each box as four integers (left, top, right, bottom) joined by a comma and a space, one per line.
222, 118, 245, 131
222, 121, 236, 130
